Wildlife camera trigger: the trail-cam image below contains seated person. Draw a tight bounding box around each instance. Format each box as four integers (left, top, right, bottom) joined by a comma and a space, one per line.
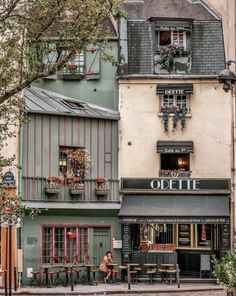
99, 251, 115, 283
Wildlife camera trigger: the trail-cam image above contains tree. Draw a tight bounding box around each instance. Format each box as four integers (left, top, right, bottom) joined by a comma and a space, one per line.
212, 250, 236, 295
0, 0, 124, 105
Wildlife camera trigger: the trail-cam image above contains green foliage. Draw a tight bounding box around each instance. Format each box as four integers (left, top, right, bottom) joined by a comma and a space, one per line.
161, 106, 187, 132
0, 191, 41, 225
213, 250, 236, 292
0, 0, 125, 104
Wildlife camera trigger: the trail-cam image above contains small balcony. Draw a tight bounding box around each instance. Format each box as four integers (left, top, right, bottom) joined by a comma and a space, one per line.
21, 177, 120, 204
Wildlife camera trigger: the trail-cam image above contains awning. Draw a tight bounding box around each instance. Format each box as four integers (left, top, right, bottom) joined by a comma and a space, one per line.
119, 195, 230, 224
157, 141, 194, 153
156, 83, 193, 95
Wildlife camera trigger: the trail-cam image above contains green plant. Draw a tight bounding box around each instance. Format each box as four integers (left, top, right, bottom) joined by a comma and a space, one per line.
212, 250, 236, 293
160, 106, 187, 132
158, 44, 184, 72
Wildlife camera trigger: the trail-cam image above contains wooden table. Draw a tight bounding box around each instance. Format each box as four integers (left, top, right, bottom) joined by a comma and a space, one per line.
80, 264, 95, 285
107, 263, 118, 282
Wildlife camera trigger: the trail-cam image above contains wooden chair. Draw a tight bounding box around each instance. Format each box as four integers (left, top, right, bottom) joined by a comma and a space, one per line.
158, 268, 167, 283
90, 267, 98, 285
146, 268, 157, 284
119, 265, 127, 282
30, 271, 40, 287
166, 268, 177, 284
129, 270, 138, 283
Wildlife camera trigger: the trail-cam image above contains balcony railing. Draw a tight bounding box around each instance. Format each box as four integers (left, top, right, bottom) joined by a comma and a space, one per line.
21, 177, 120, 203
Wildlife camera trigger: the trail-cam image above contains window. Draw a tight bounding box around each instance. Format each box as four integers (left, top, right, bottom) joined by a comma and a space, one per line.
61, 51, 85, 76
161, 94, 190, 111
161, 153, 190, 171
42, 226, 88, 264
197, 224, 211, 247
158, 31, 186, 48
59, 146, 86, 179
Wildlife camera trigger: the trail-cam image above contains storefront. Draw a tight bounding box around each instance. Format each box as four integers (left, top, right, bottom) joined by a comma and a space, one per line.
119, 178, 231, 278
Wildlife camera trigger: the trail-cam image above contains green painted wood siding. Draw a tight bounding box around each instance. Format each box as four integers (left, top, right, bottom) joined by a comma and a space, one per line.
21, 113, 119, 202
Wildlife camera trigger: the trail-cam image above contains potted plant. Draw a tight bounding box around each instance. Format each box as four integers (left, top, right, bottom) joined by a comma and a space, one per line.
95, 178, 109, 196
68, 176, 85, 195
45, 176, 61, 194
67, 231, 76, 239
160, 106, 187, 132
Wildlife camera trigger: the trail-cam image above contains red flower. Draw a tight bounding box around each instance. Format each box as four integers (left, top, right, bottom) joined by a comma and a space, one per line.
72, 177, 81, 183
69, 64, 77, 70
47, 176, 58, 182
96, 178, 106, 183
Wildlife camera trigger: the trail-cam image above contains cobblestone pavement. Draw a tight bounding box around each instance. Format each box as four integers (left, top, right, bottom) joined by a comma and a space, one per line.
5, 283, 226, 296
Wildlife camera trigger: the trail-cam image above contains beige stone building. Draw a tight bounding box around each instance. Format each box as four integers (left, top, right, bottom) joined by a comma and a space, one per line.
118, 0, 232, 278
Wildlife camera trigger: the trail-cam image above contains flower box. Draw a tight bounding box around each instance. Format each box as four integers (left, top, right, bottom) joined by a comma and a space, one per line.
95, 189, 109, 196
159, 170, 191, 178
45, 188, 60, 194
69, 188, 84, 195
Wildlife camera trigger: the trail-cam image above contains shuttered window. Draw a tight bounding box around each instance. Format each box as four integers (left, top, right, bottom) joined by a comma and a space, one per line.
85, 46, 100, 80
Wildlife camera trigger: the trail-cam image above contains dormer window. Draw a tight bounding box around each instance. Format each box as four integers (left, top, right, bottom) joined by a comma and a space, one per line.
154, 20, 192, 74
159, 31, 186, 49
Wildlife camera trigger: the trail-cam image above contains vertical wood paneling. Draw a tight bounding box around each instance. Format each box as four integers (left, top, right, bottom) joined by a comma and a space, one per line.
33, 114, 37, 199
49, 116, 52, 176
90, 119, 93, 200
22, 112, 119, 202
41, 114, 44, 177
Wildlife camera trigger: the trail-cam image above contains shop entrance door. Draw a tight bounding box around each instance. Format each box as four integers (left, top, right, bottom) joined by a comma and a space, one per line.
93, 228, 111, 267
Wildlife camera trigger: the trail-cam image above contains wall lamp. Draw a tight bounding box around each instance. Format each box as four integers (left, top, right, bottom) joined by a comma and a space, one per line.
217, 61, 236, 92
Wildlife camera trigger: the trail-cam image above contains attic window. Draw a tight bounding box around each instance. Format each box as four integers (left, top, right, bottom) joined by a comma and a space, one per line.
62, 100, 86, 110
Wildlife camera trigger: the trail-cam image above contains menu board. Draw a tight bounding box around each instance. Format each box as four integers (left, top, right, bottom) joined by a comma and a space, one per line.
221, 224, 230, 251
178, 224, 191, 247
122, 224, 131, 251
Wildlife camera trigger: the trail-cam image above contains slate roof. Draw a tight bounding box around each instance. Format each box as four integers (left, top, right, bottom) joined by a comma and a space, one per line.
23, 86, 119, 120
124, 0, 225, 77
125, 0, 219, 21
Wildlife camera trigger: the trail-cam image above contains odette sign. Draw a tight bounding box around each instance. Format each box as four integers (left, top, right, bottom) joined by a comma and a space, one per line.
150, 178, 200, 190
121, 178, 230, 192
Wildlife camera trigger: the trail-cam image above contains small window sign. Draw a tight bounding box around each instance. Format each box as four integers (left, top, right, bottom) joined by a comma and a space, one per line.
113, 239, 122, 249
2, 171, 16, 186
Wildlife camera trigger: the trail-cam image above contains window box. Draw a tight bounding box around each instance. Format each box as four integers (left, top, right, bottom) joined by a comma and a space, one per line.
61, 73, 83, 80
95, 189, 109, 196
69, 187, 84, 195
45, 176, 61, 194
159, 170, 191, 178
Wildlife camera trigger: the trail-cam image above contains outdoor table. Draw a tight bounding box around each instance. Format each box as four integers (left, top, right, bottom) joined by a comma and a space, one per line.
107, 263, 118, 281
160, 263, 175, 284
80, 264, 95, 285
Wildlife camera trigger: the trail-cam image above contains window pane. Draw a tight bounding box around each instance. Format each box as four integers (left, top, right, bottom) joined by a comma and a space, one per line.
163, 95, 174, 108
160, 31, 171, 46
79, 228, 88, 263
55, 227, 65, 263
66, 227, 76, 263
161, 153, 190, 171
197, 224, 211, 247
42, 227, 53, 263
176, 95, 187, 109
173, 31, 184, 47
156, 224, 173, 244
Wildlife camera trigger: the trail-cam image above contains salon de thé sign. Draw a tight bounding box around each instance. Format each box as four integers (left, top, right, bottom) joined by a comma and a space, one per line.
121, 178, 230, 191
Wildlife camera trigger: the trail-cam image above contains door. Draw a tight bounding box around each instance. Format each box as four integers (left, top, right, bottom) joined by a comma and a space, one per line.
93, 228, 111, 267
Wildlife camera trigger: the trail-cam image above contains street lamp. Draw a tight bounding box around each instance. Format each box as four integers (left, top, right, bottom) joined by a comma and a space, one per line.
217, 60, 236, 251
217, 60, 236, 92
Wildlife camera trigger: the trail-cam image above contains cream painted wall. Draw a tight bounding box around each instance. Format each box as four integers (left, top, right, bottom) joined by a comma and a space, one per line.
204, 0, 236, 63
119, 79, 231, 179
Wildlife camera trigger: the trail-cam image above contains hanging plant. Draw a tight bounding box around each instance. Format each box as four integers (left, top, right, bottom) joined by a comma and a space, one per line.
63, 148, 92, 179
160, 106, 187, 132
158, 44, 184, 72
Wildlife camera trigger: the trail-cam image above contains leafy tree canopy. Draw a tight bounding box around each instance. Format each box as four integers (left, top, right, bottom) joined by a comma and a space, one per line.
0, 0, 124, 104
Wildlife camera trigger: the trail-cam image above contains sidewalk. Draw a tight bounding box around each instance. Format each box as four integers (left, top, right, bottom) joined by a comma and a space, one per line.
0, 282, 226, 295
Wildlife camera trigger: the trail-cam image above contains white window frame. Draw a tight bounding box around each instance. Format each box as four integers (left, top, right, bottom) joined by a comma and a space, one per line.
158, 31, 187, 49
161, 94, 190, 111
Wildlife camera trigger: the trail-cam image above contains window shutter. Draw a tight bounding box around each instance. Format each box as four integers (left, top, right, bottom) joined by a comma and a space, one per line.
85, 46, 100, 80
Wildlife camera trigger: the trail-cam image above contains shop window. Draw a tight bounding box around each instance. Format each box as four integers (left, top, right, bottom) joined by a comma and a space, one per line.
42, 226, 88, 264
155, 224, 173, 244
161, 153, 190, 171
161, 94, 190, 112
178, 224, 191, 247
197, 224, 211, 247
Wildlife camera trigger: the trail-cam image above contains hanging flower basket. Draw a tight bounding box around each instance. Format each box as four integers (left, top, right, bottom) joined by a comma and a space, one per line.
69, 187, 84, 195
95, 178, 109, 196
95, 189, 109, 196
67, 232, 76, 239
